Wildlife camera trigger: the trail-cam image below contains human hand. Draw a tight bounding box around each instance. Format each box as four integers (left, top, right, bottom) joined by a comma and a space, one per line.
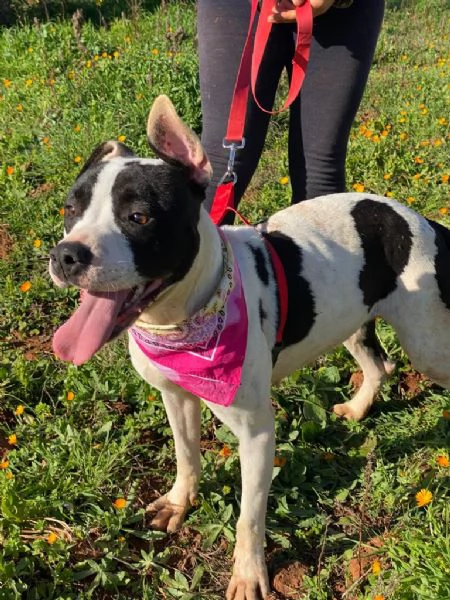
268, 0, 335, 22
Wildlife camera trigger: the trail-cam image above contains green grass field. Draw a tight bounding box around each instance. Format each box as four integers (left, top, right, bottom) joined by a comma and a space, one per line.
0, 1, 449, 598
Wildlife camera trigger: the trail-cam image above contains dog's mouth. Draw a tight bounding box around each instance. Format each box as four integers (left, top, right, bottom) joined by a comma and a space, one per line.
52, 279, 165, 365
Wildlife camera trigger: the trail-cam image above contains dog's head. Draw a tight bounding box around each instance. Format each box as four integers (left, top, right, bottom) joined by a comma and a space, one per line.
49, 95, 212, 365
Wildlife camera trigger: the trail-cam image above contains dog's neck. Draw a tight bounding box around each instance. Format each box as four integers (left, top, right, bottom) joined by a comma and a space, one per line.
136, 207, 224, 327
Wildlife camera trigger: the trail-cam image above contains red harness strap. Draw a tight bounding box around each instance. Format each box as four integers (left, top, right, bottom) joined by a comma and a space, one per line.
209, 0, 312, 348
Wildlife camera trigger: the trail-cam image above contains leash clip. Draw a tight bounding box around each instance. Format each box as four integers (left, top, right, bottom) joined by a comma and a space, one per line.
219, 138, 246, 185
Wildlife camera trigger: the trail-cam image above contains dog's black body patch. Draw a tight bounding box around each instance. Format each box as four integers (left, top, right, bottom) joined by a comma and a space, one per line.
247, 243, 270, 286
426, 219, 450, 310
263, 231, 316, 348
259, 299, 267, 327
351, 199, 413, 309
111, 163, 203, 284
360, 319, 388, 361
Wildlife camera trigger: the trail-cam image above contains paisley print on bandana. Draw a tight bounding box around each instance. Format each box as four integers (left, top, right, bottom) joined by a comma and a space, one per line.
130, 233, 248, 406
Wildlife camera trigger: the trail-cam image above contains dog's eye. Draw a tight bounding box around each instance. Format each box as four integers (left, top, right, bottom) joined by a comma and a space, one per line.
65, 204, 76, 217
129, 212, 150, 225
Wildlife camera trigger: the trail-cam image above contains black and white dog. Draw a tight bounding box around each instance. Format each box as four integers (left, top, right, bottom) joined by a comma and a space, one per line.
49, 96, 450, 600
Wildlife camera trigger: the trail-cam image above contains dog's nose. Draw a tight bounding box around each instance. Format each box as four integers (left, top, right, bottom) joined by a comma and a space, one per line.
50, 241, 93, 278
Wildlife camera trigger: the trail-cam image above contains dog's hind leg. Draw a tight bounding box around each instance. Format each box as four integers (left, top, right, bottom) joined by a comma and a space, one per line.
146, 389, 201, 533
333, 320, 395, 421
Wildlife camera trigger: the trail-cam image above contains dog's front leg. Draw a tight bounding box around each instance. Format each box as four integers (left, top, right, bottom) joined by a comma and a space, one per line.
208, 397, 275, 600
147, 389, 201, 533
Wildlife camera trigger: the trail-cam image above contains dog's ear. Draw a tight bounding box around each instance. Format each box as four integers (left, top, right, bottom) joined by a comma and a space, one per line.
147, 95, 212, 187
76, 141, 135, 179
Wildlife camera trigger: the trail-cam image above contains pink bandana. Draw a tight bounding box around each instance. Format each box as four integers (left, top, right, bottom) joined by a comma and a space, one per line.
129, 233, 248, 406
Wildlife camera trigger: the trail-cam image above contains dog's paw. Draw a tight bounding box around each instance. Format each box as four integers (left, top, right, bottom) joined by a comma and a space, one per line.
146, 495, 189, 533
333, 402, 366, 421
226, 575, 270, 600
226, 559, 270, 600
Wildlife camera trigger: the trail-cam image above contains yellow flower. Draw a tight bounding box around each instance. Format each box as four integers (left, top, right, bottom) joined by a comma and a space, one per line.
372, 559, 382, 575
413, 173, 421, 180
15, 405, 25, 416
118, 535, 126, 543
66, 391, 75, 401
74, 124, 81, 133
117, 135, 126, 143
219, 445, 232, 458
28, 47, 33, 53
359, 124, 367, 134
68, 71, 75, 80
386, 192, 393, 198
113, 51, 119, 58
436, 455, 449, 467
16, 104, 23, 112
414, 157, 424, 164
416, 488, 433, 507
3, 79, 11, 87
421, 108, 429, 115
136, 93, 143, 101
273, 455, 287, 468
8, 434, 17, 446
85, 60, 92, 68
279, 176, 289, 185
5, 471, 13, 480
438, 117, 448, 125
0, 460, 9, 469
433, 139, 442, 147
102, 51, 108, 58
353, 183, 365, 193
33, 239, 42, 248
383, 174, 391, 180
399, 132, 408, 141
59, 207, 65, 216
42, 137, 50, 145
381, 130, 389, 137
374, 596, 385, 600
442, 175, 449, 184
113, 498, 127, 509
151, 48, 159, 55
439, 207, 448, 215
46, 532, 59, 544
6, 166, 14, 176
74, 156, 82, 164
406, 196, 415, 204
25, 78, 33, 87
20, 281, 31, 293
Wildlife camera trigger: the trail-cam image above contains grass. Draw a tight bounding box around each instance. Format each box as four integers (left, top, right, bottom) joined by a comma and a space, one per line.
0, 1, 449, 598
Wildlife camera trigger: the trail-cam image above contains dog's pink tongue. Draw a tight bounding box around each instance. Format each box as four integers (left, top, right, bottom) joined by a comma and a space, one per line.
53, 289, 130, 366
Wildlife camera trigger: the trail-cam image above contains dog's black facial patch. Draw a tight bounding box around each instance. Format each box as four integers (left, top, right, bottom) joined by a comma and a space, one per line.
64, 164, 106, 233
351, 199, 412, 309
426, 218, 450, 310
111, 162, 202, 284
247, 243, 270, 286
263, 231, 316, 348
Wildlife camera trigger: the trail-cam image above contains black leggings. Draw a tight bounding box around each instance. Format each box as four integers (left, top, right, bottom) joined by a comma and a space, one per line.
197, 0, 385, 213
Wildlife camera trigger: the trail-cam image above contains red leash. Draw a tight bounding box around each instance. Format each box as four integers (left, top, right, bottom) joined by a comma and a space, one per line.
209, 0, 312, 348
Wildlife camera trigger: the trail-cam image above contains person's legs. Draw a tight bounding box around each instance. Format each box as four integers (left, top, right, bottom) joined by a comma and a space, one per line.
289, 0, 385, 202
197, 0, 290, 215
